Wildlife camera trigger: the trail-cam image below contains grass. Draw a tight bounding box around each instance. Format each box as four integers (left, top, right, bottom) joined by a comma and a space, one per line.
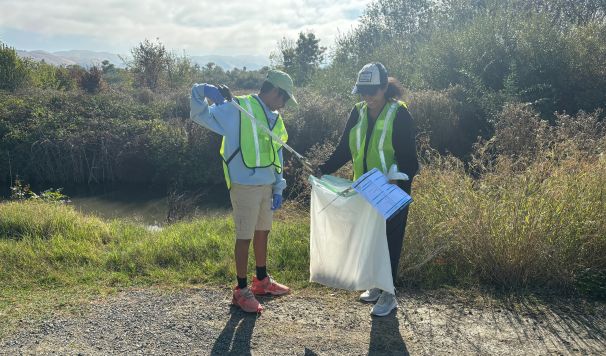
0, 202, 311, 290
402, 152, 606, 294
0, 202, 312, 337
1, 151, 605, 337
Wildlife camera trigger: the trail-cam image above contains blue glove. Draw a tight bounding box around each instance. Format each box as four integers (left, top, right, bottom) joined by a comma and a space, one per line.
203, 84, 225, 105
271, 194, 282, 211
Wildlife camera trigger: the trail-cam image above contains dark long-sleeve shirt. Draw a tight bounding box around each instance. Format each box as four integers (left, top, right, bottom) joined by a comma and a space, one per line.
319, 103, 419, 191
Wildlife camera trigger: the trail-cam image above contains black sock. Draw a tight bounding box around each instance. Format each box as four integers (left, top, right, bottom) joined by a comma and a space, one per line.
256, 266, 267, 281
237, 277, 247, 289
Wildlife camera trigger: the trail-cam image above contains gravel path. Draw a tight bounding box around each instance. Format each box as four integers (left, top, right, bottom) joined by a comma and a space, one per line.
1, 287, 605, 355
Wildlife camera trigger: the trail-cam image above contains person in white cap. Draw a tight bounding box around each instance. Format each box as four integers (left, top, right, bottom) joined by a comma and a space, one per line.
190, 70, 297, 313
317, 62, 419, 316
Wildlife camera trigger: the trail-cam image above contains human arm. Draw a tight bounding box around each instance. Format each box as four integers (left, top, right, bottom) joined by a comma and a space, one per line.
272, 148, 287, 196
190, 84, 238, 135
271, 148, 287, 210
392, 107, 419, 189
317, 107, 359, 175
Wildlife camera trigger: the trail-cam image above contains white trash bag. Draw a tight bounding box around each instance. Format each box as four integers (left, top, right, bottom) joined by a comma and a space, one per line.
309, 175, 394, 294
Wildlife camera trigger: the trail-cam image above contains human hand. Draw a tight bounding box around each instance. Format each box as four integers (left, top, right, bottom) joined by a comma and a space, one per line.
203, 84, 225, 105
316, 166, 325, 177
271, 194, 282, 211
217, 84, 233, 102
303, 161, 322, 177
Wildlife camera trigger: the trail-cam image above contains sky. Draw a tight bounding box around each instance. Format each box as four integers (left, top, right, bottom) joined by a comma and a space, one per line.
0, 0, 372, 57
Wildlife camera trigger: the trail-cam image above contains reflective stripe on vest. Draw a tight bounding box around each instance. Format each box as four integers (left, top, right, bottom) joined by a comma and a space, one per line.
241, 98, 262, 166
378, 103, 398, 172
220, 95, 288, 189
348, 100, 407, 181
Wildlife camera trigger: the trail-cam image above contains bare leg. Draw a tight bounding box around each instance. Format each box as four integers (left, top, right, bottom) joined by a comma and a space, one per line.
235, 239, 252, 279
253, 230, 270, 267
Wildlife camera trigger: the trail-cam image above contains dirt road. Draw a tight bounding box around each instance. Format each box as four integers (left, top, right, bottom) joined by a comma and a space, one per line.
1, 287, 605, 355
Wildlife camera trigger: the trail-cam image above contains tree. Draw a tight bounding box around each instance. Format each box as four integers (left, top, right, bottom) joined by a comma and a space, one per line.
129, 39, 171, 90
79, 66, 107, 94
166, 53, 198, 89
272, 32, 326, 85
200, 62, 229, 85
0, 42, 28, 91
294, 32, 326, 85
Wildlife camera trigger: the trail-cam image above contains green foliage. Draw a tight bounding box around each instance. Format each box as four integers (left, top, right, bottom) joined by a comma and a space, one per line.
229, 67, 266, 89
273, 32, 326, 85
79, 66, 107, 94
9, 179, 70, 204
408, 86, 491, 158
0, 203, 310, 289
0, 42, 28, 91
101, 60, 132, 88
54, 65, 80, 91
281, 88, 352, 155
401, 107, 606, 290
321, 0, 606, 161
332, 0, 433, 67
404, 149, 606, 290
198, 62, 230, 86
0, 201, 109, 243
128, 39, 171, 91
24, 59, 63, 89
167, 55, 198, 89
1, 136, 604, 294
0, 87, 230, 188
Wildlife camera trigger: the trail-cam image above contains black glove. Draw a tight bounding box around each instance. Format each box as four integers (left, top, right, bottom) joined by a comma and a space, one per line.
217, 84, 233, 102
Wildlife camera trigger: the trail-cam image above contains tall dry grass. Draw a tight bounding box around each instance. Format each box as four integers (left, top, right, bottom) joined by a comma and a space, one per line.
401, 105, 606, 295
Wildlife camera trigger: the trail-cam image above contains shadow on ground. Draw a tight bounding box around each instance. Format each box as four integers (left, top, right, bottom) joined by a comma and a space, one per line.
210, 306, 258, 356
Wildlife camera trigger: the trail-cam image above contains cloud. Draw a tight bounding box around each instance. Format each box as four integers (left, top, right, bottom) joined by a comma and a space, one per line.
0, 0, 370, 55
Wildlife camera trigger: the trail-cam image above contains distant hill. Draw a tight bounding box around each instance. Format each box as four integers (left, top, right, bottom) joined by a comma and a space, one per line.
54, 50, 126, 67
189, 54, 269, 71
16, 50, 78, 66
16, 50, 269, 70
16, 50, 123, 67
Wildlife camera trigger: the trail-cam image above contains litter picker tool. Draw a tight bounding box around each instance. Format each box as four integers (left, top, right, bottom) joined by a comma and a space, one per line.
229, 100, 315, 173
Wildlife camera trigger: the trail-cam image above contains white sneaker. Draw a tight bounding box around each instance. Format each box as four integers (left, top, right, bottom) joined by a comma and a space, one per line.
359, 288, 382, 302
371, 291, 397, 316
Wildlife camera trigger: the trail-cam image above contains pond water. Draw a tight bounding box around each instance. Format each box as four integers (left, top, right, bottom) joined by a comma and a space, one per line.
2, 183, 232, 227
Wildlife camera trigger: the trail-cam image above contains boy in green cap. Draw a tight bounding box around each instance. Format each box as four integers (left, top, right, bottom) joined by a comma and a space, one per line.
190, 70, 297, 313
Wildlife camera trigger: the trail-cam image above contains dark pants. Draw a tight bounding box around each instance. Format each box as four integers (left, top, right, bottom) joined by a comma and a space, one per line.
386, 181, 412, 284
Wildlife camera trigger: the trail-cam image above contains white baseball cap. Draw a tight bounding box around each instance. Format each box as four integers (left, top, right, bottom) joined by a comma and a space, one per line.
351, 62, 388, 95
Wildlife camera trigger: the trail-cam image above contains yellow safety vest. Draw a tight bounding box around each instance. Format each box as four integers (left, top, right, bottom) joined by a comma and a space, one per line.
220, 95, 288, 189
348, 100, 407, 180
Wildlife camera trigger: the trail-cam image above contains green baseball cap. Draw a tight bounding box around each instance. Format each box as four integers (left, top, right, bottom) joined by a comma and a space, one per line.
266, 70, 298, 107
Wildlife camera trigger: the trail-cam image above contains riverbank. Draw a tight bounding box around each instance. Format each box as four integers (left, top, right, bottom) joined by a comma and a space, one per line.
1, 193, 605, 353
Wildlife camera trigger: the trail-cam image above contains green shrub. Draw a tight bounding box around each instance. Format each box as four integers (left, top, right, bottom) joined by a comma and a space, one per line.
0, 43, 28, 91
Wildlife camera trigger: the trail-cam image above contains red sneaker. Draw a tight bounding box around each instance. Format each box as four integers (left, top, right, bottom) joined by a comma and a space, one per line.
232, 287, 263, 313
251, 276, 290, 296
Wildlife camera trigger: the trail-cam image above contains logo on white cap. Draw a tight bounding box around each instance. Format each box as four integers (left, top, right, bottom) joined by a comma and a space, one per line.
355, 63, 382, 86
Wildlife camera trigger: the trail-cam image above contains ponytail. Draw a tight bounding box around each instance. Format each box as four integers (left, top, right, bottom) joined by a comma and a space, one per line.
384, 77, 405, 101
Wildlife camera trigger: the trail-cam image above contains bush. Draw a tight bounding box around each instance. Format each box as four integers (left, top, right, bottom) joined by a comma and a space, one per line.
0, 43, 28, 91
471, 104, 605, 173
79, 66, 107, 94
403, 147, 606, 291
408, 86, 491, 159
